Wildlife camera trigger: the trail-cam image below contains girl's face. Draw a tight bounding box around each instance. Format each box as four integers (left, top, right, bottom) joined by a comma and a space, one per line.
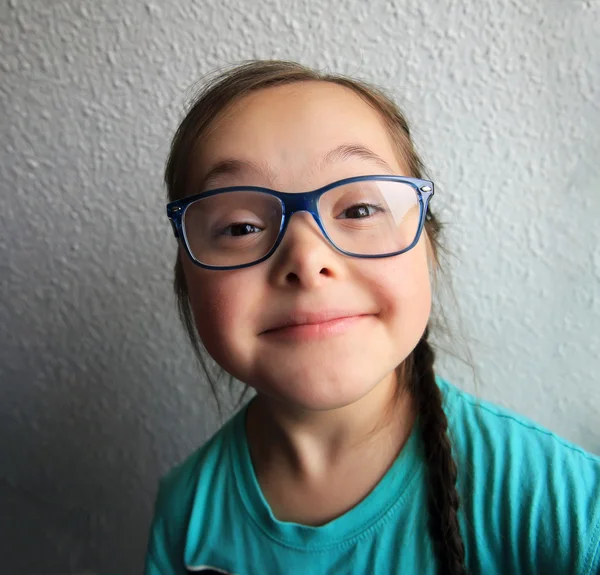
182, 81, 432, 411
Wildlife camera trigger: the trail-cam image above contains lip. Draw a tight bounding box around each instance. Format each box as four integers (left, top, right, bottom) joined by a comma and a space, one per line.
260, 311, 373, 341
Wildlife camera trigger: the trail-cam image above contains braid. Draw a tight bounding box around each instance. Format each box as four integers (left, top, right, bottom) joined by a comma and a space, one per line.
409, 328, 467, 575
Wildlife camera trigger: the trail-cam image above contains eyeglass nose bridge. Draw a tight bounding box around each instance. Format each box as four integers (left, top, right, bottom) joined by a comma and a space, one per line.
281, 190, 324, 230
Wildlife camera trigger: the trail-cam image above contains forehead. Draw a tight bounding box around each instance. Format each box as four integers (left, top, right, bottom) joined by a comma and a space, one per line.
196, 81, 405, 189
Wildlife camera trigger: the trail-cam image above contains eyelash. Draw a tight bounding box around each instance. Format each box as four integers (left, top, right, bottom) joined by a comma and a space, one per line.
337, 202, 385, 219
220, 222, 263, 237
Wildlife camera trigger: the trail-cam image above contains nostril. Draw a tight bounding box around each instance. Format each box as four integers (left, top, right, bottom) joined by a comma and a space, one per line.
286, 272, 300, 284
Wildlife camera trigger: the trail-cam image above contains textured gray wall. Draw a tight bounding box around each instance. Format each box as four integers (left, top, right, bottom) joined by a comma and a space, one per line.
1, 0, 599, 573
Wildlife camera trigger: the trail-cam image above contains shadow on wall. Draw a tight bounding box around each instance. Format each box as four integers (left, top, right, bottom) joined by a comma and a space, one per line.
1, 290, 160, 575
0, 477, 89, 573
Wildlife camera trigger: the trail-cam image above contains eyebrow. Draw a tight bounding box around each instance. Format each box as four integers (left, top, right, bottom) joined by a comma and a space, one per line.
197, 158, 273, 191
197, 143, 395, 191
320, 144, 395, 174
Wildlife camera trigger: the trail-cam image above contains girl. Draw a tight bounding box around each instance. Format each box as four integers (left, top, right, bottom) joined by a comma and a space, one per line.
145, 60, 600, 575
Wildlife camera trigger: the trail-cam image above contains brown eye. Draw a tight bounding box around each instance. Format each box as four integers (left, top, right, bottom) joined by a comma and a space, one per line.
339, 204, 381, 219
222, 223, 262, 236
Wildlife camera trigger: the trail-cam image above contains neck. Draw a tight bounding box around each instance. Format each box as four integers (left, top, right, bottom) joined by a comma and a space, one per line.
246, 370, 416, 482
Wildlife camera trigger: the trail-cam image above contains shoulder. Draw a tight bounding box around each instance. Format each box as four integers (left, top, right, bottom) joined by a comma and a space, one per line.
156, 406, 242, 514
145, 406, 246, 573
437, 376, 600, 470
437, 377, 600, 574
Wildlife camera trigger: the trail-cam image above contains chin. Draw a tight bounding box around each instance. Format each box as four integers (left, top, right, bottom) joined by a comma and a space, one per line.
250, 367, 392, 413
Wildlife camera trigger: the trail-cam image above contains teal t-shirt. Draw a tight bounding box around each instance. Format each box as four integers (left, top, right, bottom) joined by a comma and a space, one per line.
144, 379, 600, 574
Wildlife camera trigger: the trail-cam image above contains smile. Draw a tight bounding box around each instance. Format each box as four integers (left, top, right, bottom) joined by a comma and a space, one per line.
260, 313, 372, 341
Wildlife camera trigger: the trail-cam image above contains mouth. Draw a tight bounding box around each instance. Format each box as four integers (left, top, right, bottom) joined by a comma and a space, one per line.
260, 311, 373, 341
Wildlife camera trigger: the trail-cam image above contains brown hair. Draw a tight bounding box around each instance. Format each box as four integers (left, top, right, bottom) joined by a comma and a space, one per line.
165, 60, 467, 575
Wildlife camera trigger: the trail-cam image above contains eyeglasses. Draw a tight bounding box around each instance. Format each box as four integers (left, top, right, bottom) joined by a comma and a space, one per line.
167, 175, 434, 270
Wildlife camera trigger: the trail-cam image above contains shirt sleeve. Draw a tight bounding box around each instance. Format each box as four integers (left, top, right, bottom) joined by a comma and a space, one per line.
144, 477, 189, 575
585, 520, 600, 575
536, 437, 600, 575
490, 418, 600, 574
442, 381, 600, 575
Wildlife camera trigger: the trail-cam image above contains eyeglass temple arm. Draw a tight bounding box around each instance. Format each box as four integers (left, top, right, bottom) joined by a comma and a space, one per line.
167, 206, 181, 238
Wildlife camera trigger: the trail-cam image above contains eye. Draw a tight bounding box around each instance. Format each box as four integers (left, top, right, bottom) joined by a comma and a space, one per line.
221, 222, 263, 236
338, 203, 383, 219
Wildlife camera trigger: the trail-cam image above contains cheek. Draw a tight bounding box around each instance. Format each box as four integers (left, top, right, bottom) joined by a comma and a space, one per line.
371, 239, 432, 332
182, 259, 257, 361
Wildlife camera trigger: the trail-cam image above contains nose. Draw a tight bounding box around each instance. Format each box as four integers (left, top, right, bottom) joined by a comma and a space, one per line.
268, 211, 342, 289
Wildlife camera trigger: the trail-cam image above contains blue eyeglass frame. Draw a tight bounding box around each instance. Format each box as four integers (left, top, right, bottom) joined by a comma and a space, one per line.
167, 174, 434, 270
